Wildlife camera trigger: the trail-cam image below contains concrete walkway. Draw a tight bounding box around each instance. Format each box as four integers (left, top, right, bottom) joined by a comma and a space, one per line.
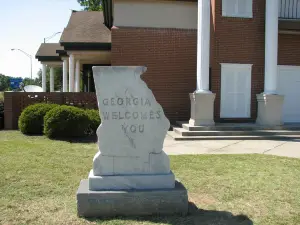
163, 135, 300, 158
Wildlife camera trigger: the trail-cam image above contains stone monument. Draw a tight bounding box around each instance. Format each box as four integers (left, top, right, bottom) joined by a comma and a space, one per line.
77, 66, 188, 217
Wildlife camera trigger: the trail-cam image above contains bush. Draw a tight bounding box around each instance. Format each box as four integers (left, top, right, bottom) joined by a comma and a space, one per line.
44, 105, 90, 138
18, 103, 58, 135
85, 109, 101, 135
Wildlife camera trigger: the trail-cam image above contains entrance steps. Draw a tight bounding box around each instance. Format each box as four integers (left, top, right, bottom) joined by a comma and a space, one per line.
168, 122, 300, 141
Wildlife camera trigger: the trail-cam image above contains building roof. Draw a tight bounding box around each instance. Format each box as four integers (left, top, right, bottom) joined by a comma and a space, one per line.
36, 43, 64, 57
35, 43, 64, 62
60, 11, 111, 44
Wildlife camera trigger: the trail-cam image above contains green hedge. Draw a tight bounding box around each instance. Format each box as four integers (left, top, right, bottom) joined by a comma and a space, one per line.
18, 103, 58, 135
85, 109, 101, 135
44, 105, 90, 138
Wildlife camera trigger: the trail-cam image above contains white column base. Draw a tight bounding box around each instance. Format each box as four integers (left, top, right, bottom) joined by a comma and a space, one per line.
189, 92, 216, 126
256, 94, 284, 126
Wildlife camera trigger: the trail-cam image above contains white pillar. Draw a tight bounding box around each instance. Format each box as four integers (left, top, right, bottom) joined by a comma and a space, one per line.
42, 64, 47, 92
196, 0, 211, 93
69, 54, 75, 92
50, 67, 54, 92
264, 0, 279, 94
75, 59, 80, 92
256, 0, 283, 126
63, 58, 68, 92
188, 0, 215, 127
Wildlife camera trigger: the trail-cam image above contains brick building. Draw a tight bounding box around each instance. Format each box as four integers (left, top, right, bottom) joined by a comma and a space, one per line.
102, 0, 300, 125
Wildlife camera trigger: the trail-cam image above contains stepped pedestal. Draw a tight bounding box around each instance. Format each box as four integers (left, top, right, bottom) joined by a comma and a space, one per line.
77, 66, 188, 217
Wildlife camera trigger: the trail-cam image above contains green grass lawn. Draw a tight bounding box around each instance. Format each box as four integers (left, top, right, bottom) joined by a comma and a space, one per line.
1, 131, 300, 225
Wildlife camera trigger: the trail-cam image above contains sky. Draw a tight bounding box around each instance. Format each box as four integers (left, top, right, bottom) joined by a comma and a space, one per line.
0, 0, 82, 79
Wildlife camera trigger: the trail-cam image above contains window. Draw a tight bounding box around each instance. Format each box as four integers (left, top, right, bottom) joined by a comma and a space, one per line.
222, 0, 253, 18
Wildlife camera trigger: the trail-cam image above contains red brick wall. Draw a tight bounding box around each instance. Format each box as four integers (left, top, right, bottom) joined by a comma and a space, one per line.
111, 0, 300, 123
278, 34, 300, 66
111, 27, 197, 123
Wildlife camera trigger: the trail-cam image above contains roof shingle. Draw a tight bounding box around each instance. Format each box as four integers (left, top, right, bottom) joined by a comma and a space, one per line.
35, 43, 64, 57
60, 11, 111, 44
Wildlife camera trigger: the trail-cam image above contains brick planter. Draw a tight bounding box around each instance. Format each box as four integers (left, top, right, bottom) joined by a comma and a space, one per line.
0, 117, 4, 130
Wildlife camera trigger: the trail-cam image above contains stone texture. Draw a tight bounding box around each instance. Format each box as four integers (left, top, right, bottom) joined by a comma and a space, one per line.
89, 170, 175, 191
149, 151, 170, 174
93, 152, 114, 176
189, 92, 216, 126
90, 66, 173, 190
256, 94, 284, 126
76, 66, 187, 217
77, 179, 188, 218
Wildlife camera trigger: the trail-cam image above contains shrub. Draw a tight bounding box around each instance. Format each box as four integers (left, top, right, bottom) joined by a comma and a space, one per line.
44, 105, 90, 138
85, 109, 101, 135
18, 103, 58, 135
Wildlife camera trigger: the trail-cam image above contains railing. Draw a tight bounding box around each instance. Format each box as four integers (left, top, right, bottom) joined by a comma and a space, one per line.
279, 0, 300, 19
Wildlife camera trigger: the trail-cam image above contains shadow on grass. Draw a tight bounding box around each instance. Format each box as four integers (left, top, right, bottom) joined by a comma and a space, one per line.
49, 135, 97, 143
85, 202, 253, 225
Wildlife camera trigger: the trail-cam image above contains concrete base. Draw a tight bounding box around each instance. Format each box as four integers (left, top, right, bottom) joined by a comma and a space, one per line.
189, 92, 216, 126
77, 179, 188, 217
88, 170, 175, 191
256, 94, 284, 126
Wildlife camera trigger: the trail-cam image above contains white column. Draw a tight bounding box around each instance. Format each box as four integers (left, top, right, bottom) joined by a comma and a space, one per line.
63, 58, 68, 92
264, 0, 279, 94
69, 54, 75, 92
75, 59, 80, 92
196, 0, 211, 93
188, 0, 215, 126
50, 67, 54, 92
42, 64, 47, 92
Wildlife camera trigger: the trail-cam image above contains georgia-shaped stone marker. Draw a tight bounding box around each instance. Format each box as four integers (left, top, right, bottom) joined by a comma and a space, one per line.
89, 66, 175, 190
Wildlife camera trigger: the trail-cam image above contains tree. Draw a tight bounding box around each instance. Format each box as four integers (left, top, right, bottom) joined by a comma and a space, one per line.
37, 67, 63, 92
0, 73, 42, 92
77, 0, 102, 11
0, 74, 11, 91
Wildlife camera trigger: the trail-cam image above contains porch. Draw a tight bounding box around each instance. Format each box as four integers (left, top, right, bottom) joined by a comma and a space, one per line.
279, 0, 300, 33
35, 11, 111, 93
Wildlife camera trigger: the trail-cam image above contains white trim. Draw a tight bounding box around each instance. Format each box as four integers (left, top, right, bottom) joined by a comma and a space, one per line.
220, 63, 252, 118
220, 63, 253, 69
277, 65, 300, 123
222, 0, 253, 18
114, 0, 198, 29
278, 65, 300, 69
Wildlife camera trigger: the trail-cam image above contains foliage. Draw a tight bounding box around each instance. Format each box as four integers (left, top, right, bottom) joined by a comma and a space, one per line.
0, 74, 11, 91
22, 77, 41, 87
44, 105, 90, 138
0, 73, 41, 91
18, 103, 58, 135
77, 0, 103, 11
85, 109, 101, 135
36, 67, 63, 92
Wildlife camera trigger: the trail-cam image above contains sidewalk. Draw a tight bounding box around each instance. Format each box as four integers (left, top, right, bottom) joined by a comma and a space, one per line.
163, 135, 300, 158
